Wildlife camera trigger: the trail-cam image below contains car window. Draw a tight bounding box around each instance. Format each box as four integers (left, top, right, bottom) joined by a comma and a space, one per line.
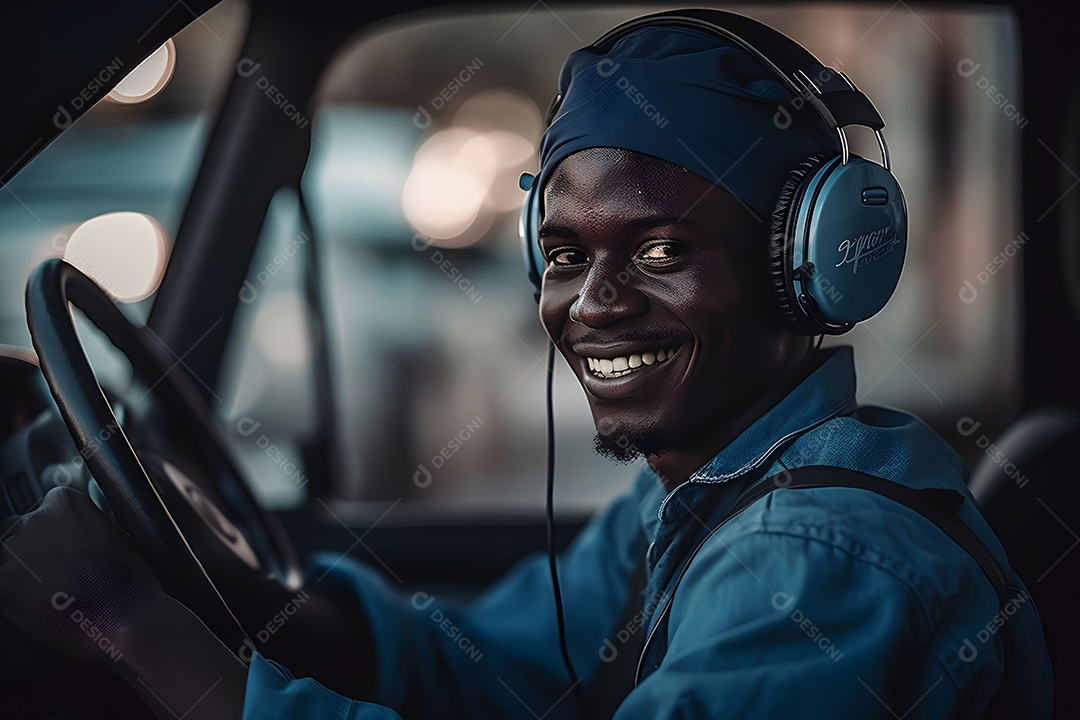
0, 1, 249, 389
215, 3, 1023, 513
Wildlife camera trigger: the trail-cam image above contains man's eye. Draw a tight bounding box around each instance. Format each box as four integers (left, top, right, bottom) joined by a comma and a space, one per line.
637, 241, 682, 263
549, 248, 588, 266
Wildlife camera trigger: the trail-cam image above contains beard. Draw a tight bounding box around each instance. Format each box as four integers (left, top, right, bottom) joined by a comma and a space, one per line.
592, 425, 668, 464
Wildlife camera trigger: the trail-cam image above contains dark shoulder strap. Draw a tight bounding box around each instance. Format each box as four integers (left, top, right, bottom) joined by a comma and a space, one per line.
586, 558, 649, 717
636, 464, 1013, 688
739, 465, 1009, 609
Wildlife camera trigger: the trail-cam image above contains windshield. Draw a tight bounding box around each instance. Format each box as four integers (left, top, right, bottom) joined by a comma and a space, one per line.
1, 2, 1025, 514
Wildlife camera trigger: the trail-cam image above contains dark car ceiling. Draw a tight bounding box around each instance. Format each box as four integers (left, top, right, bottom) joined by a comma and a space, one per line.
0, 0, 219, 188
0, 0, 1071, 199
0, 0, 504, 189
0, 0, 1065, 192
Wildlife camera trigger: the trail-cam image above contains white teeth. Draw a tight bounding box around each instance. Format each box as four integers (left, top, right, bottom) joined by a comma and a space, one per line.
583, 348, 678, 378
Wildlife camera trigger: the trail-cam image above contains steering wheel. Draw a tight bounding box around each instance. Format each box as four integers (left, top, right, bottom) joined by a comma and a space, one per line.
24, 258, 303, 658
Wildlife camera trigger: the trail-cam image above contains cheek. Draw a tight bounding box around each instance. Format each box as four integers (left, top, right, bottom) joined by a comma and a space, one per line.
538, 284, 573, 341
652, 265, 742, 328
665, 272, 770, 365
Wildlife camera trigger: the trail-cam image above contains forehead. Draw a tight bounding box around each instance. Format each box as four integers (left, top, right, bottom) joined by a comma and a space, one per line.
543, 148, 692, 215
540, 147, 749, 229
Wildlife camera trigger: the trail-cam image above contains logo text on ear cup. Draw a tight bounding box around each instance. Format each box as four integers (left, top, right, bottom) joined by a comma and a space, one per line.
835, 225, 899, 275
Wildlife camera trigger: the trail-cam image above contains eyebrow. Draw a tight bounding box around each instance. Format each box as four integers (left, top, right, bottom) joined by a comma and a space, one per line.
537, 215, 701, 241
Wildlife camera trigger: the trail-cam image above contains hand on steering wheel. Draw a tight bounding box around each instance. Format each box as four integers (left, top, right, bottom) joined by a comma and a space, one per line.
0, 486, 166, 665
20, 258, 303, 660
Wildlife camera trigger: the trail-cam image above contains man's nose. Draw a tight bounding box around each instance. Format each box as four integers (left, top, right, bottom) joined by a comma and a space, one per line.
569, 258, 648, 327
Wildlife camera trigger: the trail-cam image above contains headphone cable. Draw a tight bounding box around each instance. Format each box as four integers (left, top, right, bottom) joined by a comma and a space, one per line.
546, 341, 590, 716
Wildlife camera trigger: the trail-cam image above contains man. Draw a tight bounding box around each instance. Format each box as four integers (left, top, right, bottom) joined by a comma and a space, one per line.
0, 11, 1052, 720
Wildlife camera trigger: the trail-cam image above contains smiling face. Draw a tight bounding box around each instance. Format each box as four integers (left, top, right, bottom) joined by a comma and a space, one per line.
538, 147, 814, 479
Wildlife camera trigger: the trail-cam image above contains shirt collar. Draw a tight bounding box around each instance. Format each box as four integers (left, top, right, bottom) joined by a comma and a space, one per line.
641, 345, 859, 527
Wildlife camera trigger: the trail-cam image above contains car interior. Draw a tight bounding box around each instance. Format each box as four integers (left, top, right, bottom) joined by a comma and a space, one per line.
0, 0, 1076, 717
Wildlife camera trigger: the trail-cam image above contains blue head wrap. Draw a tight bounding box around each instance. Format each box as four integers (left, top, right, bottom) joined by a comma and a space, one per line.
537, 26, 842, 217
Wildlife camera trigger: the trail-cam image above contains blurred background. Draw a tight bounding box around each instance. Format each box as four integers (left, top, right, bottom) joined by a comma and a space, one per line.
0, 2, 1023, 514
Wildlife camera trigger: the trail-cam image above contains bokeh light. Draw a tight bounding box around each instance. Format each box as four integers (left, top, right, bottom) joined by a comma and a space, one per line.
401, 88, 541, 248
107, 39, 177, 104
402, 128, 498, 246
62, 211, 170, 302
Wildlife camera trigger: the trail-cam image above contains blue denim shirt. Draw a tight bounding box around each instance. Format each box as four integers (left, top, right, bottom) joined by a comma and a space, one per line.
242, 345, 1052, 719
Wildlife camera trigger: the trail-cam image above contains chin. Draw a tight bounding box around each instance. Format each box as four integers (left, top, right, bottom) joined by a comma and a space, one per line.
591, 408, 671, 461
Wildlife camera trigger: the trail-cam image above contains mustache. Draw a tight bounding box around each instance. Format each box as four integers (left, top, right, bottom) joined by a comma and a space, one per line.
570, 329, 685, 346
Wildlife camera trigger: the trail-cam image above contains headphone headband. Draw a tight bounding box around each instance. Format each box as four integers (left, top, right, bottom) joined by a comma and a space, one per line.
561, 10, 886, 137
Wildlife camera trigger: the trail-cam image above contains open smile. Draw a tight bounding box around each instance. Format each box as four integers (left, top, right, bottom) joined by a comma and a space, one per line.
582, 346, 681, 379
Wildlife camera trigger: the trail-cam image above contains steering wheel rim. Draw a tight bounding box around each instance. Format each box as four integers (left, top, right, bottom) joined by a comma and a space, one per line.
25, 258, 303, 657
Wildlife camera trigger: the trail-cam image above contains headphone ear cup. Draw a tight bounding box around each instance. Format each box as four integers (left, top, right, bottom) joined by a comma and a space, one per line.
519, 175, 544, 302
768, 153, 831, 335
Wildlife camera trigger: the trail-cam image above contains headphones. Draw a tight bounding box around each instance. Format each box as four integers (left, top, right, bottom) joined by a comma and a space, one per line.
518, 8, 907, 336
